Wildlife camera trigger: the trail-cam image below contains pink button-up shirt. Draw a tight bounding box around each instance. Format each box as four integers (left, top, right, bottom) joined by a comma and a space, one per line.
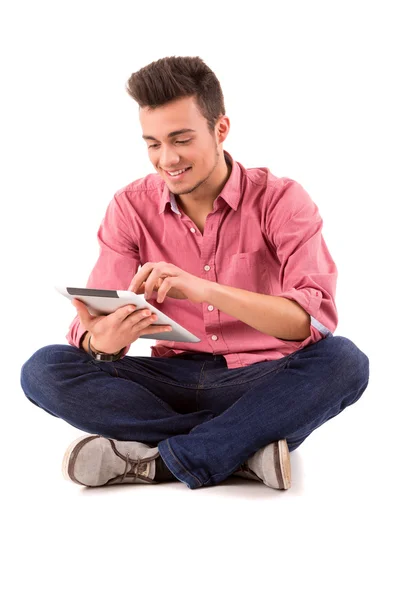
66, 150, 338, 369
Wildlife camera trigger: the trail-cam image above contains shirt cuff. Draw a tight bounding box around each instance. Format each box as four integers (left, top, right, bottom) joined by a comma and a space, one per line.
274, 287, 333, 345
274, 287, 323, 319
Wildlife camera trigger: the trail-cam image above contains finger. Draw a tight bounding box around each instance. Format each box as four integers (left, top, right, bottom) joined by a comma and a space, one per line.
156, 277, 172, 303
128, 275, 145, 293
72, 298, 85, 307
133, 282, 146, 295
72, 298, 81, 309
128, 263, 155, 292
141, 278, 162, 296
140, 314, 159, 327
144, 268, 165, 299
130, 279, 148, 295
115, 304, 137, 322
72, 299, 91, 329
126, 313, 159, 331
141, 324, 173, 334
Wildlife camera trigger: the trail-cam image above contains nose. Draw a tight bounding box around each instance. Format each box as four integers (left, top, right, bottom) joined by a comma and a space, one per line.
159, 146, 181, 170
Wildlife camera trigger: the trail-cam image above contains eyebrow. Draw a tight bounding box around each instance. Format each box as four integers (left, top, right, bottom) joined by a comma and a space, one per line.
142, 128, 196, 141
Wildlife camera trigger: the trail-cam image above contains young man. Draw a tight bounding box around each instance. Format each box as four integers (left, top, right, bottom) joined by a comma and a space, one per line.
20, 56, 369, 491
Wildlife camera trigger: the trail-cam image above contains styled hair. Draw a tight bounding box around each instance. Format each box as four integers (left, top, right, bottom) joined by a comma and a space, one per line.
125, 56, 226, 135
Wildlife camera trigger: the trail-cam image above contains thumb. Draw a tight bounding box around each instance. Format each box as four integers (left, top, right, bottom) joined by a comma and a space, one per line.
72, 299, 92, 329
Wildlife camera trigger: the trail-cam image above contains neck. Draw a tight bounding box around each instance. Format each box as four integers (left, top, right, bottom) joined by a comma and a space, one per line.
176, 154, 232, 215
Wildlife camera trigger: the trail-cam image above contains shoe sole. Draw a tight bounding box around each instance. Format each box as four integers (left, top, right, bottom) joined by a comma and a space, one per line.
276, 439, 291, 490
62, 434, 100, 484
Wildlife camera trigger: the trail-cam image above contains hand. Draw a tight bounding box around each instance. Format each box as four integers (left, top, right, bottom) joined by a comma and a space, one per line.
72, 298, 172, 354
128, 262, 210, 304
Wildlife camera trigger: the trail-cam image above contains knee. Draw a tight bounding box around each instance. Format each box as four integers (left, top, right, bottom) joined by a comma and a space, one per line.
20, 344, 76, 396
328, 336, 370, 389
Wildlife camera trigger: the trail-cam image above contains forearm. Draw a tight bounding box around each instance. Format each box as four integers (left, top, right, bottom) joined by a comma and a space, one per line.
205, 282, 311, 341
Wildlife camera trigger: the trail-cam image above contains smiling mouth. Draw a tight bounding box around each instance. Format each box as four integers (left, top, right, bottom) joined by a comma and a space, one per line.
163, 167, 192, 179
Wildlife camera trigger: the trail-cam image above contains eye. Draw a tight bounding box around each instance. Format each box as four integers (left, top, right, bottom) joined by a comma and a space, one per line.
148, 139, 191, 149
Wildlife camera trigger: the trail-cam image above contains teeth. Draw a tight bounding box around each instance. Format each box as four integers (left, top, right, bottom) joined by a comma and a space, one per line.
168, 168, 189, 176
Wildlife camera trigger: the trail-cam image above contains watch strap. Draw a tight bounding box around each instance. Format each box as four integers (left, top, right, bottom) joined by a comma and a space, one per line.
87, 335, 124, 362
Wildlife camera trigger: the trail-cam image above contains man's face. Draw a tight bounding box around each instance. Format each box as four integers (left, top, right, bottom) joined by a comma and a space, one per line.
139, 95, 224, 197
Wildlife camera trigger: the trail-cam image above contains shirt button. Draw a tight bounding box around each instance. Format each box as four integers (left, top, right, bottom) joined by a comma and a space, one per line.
207, 305, 214, 311
190, 227, 196, 233
204, 265, 211, 271
211, 335, 218, 341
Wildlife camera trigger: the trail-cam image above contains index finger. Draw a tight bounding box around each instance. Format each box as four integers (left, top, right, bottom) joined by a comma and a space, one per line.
114, 303, 137, 321
128, 262, 155, 292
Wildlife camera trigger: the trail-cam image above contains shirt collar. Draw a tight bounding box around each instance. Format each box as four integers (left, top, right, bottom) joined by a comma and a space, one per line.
158, 150, 241, 215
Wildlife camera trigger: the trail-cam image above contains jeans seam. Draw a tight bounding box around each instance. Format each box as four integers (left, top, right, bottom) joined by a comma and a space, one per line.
88, 359, 105, 371
109, 371, 199, 388
89, 360, 184, 413
89, 359, 120, 378
195, 361, 208, 410
166, 439, 202, 487
205, 360, 290, 387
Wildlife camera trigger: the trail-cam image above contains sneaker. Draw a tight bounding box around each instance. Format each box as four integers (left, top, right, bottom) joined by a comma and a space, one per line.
232, 439, 291, 490
62, 434, 160, 487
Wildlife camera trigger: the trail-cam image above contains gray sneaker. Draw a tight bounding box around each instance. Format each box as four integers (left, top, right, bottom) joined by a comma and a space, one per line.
232, 439, 291, 490
62, 434, 160, 487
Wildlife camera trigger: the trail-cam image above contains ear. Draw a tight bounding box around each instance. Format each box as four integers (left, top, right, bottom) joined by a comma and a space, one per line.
217, 115, 230, 144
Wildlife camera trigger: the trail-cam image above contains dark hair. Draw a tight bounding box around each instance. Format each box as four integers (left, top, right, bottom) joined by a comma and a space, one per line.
125, 56, 226, 135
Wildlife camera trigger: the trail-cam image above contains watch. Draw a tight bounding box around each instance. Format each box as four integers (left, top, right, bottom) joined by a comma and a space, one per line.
87, 335, 124, 362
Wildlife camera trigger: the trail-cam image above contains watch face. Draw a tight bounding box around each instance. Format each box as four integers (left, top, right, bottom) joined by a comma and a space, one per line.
98, 354, 113, 361
94, 349, 122, 361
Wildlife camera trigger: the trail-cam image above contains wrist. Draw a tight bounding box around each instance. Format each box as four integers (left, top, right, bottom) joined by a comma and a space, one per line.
203, 280, 218, 304
87, 336, 125, 362
80, 331, 90, 353
90, 336, 121, 356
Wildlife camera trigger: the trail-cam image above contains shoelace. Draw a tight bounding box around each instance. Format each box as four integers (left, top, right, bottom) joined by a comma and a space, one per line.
120, 452, 145, 483
237, 463, 250, 472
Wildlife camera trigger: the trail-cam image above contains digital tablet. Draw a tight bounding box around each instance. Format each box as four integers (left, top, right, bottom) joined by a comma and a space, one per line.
55, 285, 201, 343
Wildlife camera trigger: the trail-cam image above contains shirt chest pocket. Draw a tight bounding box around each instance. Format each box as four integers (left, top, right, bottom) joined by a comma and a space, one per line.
218, 248, 271, 294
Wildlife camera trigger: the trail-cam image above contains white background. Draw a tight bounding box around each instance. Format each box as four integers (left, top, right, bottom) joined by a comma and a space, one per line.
1, 0, 398, 598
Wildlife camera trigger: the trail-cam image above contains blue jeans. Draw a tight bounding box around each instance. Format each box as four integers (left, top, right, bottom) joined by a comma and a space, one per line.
20, 334, 369, 489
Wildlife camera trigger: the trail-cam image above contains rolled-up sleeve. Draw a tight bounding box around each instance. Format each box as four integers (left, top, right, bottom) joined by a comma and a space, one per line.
66, 193, 141, 357
267, 179, 339, 346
